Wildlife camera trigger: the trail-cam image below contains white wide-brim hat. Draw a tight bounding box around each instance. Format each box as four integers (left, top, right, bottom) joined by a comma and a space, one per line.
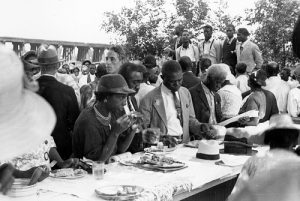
0, 45, 56, 160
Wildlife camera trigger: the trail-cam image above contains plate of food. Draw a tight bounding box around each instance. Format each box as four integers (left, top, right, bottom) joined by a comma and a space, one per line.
7, 179, 37, 197
137, 153, 185, 169
144, 146, 176, 153
50, 168, 87, 179
95, 185, 144, 200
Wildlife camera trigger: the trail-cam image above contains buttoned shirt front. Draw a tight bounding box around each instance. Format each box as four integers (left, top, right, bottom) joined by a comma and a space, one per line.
199, 38, 221, 64
176, 44, 197, 62
161, 84, 183, 137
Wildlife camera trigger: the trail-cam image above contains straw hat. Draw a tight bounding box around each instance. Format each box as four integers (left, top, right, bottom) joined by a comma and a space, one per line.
21, 50, 40, 70
96, 74, 135, 94
0, 45, 56, 160
264, 114, 300, 141
32, 44, 64, 65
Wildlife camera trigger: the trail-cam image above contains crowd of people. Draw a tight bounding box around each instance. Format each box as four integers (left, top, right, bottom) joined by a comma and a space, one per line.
1, 19, 300, 200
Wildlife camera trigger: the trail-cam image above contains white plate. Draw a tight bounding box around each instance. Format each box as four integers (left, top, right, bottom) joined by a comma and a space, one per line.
50, 169, 87, 179
7, 179, 37, 197
95, 185, 144, 200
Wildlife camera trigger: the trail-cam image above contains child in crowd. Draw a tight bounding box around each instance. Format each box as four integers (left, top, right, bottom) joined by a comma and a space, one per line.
235, 63, 250, 93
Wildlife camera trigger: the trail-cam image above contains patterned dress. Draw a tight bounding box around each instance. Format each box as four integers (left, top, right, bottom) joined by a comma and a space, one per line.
1, 136, 56, 171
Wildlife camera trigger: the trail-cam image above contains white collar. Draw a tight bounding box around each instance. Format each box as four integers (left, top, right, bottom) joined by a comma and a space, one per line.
204, 37, 214, 43
241, 39, 250, 47
226, 37, 235, 44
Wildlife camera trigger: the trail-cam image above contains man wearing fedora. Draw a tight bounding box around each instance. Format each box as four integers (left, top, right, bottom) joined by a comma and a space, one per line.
35, 44, 80, 160
140, 60, 217, 144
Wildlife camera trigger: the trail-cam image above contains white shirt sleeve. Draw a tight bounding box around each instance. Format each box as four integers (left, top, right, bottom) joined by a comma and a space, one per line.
287, 89, 300, 117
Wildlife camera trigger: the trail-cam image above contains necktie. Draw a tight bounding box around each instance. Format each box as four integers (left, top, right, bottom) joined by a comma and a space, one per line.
87, 73, 91, 83
240, 45, 243, 54
172, 91, 183, 126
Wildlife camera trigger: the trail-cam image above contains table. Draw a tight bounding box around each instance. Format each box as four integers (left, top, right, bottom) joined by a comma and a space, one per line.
1, 145, 263, 201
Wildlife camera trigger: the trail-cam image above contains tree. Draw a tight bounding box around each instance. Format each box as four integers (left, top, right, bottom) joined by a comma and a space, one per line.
101, 0, 169, 59
101, 0, 210, 58
246, 0, 300, 66
174, 0, 209, 36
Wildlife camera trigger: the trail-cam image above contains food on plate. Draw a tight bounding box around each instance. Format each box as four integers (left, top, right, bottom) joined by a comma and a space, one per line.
142, 128, 161, 144
138, 153, 179, 166
51, 168, 85, 177
95, 185, 144, 197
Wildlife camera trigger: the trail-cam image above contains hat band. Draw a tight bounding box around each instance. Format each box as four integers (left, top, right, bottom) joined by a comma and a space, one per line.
196, 153, 220, 160
38, 56, 59, 64
97, 86, 133, 94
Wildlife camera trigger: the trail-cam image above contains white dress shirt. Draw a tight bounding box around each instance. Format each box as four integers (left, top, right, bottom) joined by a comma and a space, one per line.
176, 44, 198, 62
135, 82, 155, 106
199, 38, 221, 64
287, 86, 300, 117
236, 74, 250, 93
161, 84, 183, 137
263, 76, 290, 113
78, 74, 95, 88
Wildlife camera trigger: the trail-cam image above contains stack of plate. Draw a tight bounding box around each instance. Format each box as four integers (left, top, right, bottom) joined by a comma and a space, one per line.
7, 179, 37, 197
95, 185, 144, 200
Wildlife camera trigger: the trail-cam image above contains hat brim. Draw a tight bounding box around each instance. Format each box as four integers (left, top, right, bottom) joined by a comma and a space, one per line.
22, 59, 40, 69
223, 141, 254, 148
0, 90, 56, 160
31, 58, 65, 65
97, 86, 136, 95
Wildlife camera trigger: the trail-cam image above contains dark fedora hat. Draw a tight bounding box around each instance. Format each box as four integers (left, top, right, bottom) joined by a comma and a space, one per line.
32, 44, 64, 65
82, 60, 92, 66
96, 74, 135, 95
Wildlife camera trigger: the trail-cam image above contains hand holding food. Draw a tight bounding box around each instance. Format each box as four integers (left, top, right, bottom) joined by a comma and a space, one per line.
111, 114, 132, 135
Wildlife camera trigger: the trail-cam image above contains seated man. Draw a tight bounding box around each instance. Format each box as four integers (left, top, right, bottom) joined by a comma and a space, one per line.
189, 64, 226, 124
139, 60, 216, 143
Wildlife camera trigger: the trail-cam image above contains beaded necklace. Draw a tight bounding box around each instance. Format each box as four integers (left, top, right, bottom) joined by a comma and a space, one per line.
93, 105, 111, 129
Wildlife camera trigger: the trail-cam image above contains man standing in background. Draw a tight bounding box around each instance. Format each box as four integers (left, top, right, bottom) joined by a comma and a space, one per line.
236, 28, 263, 73
198, 25, 222, 65
222, 25, 237, 74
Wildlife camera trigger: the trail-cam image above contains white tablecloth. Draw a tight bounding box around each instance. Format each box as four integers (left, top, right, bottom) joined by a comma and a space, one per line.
1, 145, 254, 201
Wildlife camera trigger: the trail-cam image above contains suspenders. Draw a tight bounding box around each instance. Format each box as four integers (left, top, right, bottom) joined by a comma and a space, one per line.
202, 39, 215, 53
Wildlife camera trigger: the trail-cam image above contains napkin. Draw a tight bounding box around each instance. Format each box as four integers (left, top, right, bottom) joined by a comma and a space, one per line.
109, 152, 132, 163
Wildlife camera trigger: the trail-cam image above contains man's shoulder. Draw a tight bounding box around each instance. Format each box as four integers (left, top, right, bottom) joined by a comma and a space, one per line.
189, 82, 202, 92
140, 87, 161, 103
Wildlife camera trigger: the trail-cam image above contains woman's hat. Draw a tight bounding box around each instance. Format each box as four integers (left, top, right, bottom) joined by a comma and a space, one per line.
21, 50, 40, 70
96, 74, 135, 94
32, 44, 64, 65
0, 45, 56, 160
249, 69, 267, 86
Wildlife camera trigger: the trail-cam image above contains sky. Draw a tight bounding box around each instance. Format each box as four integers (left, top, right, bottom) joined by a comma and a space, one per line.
0, 0, 255, 44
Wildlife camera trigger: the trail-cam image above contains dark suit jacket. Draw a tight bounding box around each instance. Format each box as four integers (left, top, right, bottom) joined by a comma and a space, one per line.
37, 75, 80, 160
182, 71, 201, 89
189, 82, 222, 124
